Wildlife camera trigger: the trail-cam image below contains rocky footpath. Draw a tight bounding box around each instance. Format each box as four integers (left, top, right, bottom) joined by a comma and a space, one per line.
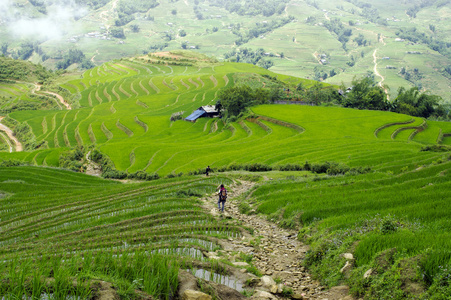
199, 180, 354, 300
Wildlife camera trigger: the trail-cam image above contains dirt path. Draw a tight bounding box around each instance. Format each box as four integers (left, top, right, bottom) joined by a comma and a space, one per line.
91, 50, 99, 63
99, 0, 118, 30
42, 91, 72, 110
201, 180, 352, 300
324, 12, 330, 21
0, 132, 13, 153
372, 49, 389, 99
21, 82, 71, 110
85, 151, 102, 176
0, 116, 23, 152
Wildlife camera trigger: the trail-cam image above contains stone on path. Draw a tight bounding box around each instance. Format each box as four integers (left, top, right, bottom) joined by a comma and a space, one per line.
261, 276, 276, 287
250, 290, 277, 300
182, 290, 212, 300
233, 261, 249, 267
364, 269, 373, 279
342, 253, 354, 260
340, 261, 353, 274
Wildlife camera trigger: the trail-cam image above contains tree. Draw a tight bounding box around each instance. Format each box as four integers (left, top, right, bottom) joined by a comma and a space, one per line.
110, 28, 125, 39
341, 77, 390, 110
171, 9, 177, 15
1, 43, 8, 56
130, 24, 140, 33
393, 87, 442, 118
219, 85, 253, 117
179, 29, 186, 37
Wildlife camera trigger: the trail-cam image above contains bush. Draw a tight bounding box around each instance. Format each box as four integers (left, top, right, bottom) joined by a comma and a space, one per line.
102, 170, 127, 179
244, 163, 272, 172
59, 146, 86, 172
128, 171, 159, 181
277, 164, 303, 171
421, 145, 451, 152
0, 159, 27, 167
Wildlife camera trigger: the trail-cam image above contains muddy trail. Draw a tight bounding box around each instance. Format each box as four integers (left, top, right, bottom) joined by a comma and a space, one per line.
200, 180, 352, 300
0, 116, 23, 152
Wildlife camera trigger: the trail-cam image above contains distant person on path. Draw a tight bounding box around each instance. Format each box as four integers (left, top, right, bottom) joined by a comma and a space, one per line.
217, 184, 227, 212
206, 165, 211, 176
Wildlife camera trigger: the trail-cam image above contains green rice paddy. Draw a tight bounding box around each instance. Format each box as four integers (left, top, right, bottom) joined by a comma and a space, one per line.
1, 51, 451, 298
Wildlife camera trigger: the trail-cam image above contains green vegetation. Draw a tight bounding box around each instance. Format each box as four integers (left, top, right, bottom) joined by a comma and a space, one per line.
0, 166, 237, 299
0, 57, 54, 83
241, 156, 451, 299
0, 45, 450, 299
208, 0, 289, 17
1, 0, 450, 103
56, 49, 94, 70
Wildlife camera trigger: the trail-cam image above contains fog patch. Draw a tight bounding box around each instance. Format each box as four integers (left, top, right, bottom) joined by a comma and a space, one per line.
1, 0, 88, 41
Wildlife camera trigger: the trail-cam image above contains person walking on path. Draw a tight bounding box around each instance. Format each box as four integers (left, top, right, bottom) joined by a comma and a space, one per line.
217, 184, 227, 212
206, 165, 211, 176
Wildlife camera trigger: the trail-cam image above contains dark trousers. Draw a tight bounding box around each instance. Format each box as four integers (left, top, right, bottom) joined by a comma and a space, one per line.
218, 198, 225, 211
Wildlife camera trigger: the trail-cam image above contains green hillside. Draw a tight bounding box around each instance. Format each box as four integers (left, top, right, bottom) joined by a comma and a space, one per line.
1, 0, 450, 102
0, 166, 239, 299
1, 53, 450, 175
0, 48, 450, 298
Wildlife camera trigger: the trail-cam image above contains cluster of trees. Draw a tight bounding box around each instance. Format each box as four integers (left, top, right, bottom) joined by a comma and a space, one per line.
55, 49, 94, 70
217, 85, 282, 117
396, 27, 451, 59
217, 75, 448, 120
353, 34, 369, 47
117, 0, 159, 15
29, 0, 47, 14
392, 86, 445, 118
234, 17, 294, 46
405, 0, 441, 18
344, 0, 386, 25
149, 43, 169, 51
0, 56, 53, 82
323, 18, 353, 50
399, 67, 422, 84
341, 77, 448, 119
3, 41, 49, 62
115, 13, 135, 26
444, 65, 451, 77
208, 0, 289, 17
75, 0, 110, 10
313, 66, 338, 81
110, 28, 126, 39
224, 48, 274, 69
193, 5, 204, 20
14, 41, 47, 61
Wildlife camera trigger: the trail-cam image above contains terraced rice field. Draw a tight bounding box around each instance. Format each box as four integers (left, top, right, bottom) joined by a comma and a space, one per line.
0, 166, 238, 298
2, 57, 450, 176
245, 154, 451, 295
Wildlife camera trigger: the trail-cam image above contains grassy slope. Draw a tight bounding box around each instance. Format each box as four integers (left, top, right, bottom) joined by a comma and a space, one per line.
1, 56, 450, 175
0, 166, 237, 298
2, 0, 450, 102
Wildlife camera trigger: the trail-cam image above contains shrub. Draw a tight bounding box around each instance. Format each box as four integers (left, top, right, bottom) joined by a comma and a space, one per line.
102, 170, 127, 179
59, 146, 86, 172
0, 159, 27, 167
421, 145, 451, 152
277, 164, 303, 171
244, 163, 272, 172
170, 111, 184, 121
381, 219, 398, 234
